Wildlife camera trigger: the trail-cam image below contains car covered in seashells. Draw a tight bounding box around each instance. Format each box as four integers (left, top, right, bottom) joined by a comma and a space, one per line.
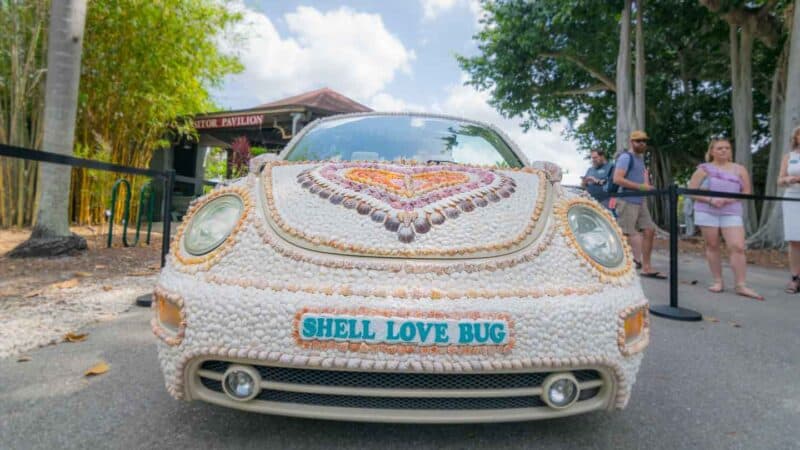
153, 112, 649, 423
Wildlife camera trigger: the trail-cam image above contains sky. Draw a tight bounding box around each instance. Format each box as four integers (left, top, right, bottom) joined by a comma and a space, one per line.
213, 0, 589, 184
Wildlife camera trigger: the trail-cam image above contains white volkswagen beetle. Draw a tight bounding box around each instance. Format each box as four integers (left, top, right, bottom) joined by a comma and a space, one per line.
153, 112, 649, 423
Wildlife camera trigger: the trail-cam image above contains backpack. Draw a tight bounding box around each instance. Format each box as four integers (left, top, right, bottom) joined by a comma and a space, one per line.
604, 151, 633, 195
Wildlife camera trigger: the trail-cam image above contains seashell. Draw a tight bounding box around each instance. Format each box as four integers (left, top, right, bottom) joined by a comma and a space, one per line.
429, 211, 445, 225
474, 196, 488, 207
329, 193, 343, 205
444, 207, 460, 219
342, 197, 357, 209
507, 186, 516, 193
318, 189, 331, 199
413, 216, 431, 234
488, 192, 501, 202
498, 189, 511, 198
384, 215, 401, 232
309, 184, 321, 194
371, 209, 387, 223
459, 199, 475, 212
356, 202, 372, 215
301, 181, 312, 189
397, 224, 415, 243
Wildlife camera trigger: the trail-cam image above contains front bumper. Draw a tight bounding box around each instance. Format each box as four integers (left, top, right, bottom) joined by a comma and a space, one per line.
152, 273, 648, 422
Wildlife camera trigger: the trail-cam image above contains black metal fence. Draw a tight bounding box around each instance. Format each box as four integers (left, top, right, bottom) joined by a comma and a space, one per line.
0, 143, 211, 267
3, 143, 799, 321
582, 185, 800, 321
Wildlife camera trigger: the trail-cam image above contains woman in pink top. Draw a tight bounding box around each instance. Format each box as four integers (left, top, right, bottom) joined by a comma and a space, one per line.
688, 138, 762, 300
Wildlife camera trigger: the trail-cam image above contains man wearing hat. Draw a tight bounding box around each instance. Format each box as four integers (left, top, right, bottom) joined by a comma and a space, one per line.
612, 130, 666, 279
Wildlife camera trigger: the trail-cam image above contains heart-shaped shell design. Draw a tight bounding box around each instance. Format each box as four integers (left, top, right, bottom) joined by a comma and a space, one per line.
296, 162, 516, 243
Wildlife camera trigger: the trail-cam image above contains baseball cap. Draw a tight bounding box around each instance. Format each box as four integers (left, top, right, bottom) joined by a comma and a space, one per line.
630, 130, 649, 140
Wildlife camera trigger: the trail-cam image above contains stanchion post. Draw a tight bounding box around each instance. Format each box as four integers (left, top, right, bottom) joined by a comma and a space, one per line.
161, 169, 175, 268
649, 183, 703, 321
140, 170, 174, 308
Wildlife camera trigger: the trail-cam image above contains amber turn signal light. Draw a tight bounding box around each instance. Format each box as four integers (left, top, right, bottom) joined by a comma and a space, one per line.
156, 294, 182, 331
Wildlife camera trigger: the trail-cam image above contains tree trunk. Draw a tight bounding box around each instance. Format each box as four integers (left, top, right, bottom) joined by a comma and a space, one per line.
784, 1, 800, 156
634, 0, 646, 130
9, 0, 88, 257
616, 0, 636, 153
730, 21, 758, 234
749, 39, 789, 248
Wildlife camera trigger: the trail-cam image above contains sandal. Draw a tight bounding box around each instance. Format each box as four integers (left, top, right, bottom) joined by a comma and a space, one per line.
633, 259, 643, 270
735, 284, 764, 301
786, 275, 800, 294
640, 271, 668, 279
708, 280, 724, 293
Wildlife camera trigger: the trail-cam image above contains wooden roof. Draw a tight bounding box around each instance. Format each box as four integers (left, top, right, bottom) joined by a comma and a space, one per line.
258, 87, 372, 113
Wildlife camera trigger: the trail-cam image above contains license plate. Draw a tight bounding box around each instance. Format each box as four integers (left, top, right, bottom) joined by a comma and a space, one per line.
293, 307, 513, 351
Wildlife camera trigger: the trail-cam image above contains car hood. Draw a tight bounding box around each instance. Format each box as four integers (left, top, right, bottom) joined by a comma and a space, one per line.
260, 161, 552, 259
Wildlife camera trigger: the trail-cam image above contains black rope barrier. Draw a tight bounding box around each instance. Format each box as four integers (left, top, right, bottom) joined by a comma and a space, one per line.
570, 182, 800, 321
0, 144, 224, 270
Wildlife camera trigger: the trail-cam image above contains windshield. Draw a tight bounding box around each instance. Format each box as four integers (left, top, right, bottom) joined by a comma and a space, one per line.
285, 115, 523, 168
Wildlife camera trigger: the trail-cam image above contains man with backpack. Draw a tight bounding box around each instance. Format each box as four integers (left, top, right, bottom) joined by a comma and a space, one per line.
611, 130, 666, 279
581, 149, 613, 208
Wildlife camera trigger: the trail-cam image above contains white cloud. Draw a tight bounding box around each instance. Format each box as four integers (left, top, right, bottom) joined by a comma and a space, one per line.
217, 3, 415, 108
369, 92, 426, 112
420, 0, 484, 25
420, 0, 459, 20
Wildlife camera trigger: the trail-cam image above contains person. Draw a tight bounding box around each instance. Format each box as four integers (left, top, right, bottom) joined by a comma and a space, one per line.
581, 149, 613, 207
687, 138, 762, 300
612, 130, 665, 278
779, 126, 800, 294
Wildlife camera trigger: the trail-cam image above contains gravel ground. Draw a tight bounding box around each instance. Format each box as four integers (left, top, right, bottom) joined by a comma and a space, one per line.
0, 274, 156, 359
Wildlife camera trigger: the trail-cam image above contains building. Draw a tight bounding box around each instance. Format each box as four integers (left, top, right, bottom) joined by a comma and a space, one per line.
150, 88, 372, 219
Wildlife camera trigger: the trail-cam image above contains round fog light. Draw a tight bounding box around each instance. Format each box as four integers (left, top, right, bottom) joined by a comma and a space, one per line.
542, 373, 580, 409
222, 365, 260, 401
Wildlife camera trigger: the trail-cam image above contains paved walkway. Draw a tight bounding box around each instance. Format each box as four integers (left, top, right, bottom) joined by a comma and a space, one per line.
0, 251, 798, 449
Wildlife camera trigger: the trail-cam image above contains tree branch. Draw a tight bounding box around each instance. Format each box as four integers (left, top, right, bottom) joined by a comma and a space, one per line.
551, 84, 610, 96
538, 52, 617, 92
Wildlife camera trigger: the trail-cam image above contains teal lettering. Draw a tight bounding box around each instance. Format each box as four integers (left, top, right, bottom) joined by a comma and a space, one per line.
301, 317, 316, 338
399, 322, 415, 341
473, 323, 490, 343
458, 323, 474, 343
489, 323, 506, 344
362, 320, 376, 339
317, 318, 333, 338
334, 318, 348, 338
386, 320, 400, 341
434, 323, 448, 343
415, 322, 434, 342
347, 319, 363, 339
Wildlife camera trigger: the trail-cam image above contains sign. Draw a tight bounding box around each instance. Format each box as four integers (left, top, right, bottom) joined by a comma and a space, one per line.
194, 114, 264, 129
296, 312, 510, 346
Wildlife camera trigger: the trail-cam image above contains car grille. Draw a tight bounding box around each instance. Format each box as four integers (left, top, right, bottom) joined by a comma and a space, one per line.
195, 360, 605, 411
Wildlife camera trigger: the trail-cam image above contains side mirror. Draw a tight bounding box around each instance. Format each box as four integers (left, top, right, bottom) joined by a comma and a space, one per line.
530, 161, 563, 183
249, 153, 280, 173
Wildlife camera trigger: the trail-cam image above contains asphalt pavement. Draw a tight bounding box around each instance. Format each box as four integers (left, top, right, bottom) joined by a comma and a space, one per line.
1, 251, 798, 450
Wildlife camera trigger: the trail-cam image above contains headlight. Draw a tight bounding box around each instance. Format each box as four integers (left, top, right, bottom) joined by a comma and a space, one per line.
184, 194, 244, 256
566, 204, 624, 268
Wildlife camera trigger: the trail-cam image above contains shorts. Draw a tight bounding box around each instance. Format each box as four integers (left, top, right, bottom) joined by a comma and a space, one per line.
615, 199, 655, 234
694, 211, 743, 228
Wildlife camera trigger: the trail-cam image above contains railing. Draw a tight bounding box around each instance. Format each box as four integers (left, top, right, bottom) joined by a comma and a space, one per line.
0, 143, 218, 267
573, 184, 800, 321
